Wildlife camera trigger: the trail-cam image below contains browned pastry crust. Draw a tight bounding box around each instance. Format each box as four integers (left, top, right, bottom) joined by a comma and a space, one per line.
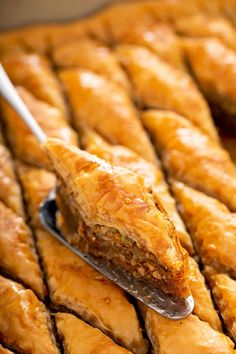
36, 230, 147, 354
0, 200, 46, 298
59, 68, 157, 164
116, 44, 219, 142
0, 275, 58, 354
106, 20, 185, 70
173, 181, 236, 278
52, 38, 130, 92
44, 138, 190, 298
139, 303, 234, 354
184, 38, 236, 132
188, 257, 221, 331
82, 128, 193, 254
1, 52, 67, 116
205, 267, 236, 342
55, 312, 133, 354
142, 110, 236, 211
17, 162, 56, 229
0, 133, 24, 216
176, 15, 236, 51
1, 87, 78, 169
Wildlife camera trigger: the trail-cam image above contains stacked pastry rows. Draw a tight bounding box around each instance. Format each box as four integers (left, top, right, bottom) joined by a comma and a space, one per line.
0, 0, 236, 353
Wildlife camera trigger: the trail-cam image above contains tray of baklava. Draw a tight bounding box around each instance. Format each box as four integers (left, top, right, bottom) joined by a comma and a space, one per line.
0, 0, 236, 353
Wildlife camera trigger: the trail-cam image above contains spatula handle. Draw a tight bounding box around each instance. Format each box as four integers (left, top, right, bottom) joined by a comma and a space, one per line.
0, 64, 46, 143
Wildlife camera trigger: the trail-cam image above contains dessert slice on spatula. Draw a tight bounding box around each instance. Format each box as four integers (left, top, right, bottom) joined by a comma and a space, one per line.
0, 63, 193, 319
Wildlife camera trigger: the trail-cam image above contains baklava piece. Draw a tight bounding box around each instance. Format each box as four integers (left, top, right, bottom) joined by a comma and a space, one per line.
173, 181, 236, 278
184, 37, 236, 131
188, 257, 221, 331
139, 305, 234, 354
0, 201, 45, 298
52, 38, 130, 92
116, 44, 219, 141
44, 138, 190, 298
55, 312, 132, 354
205, 268, 236, 342
176, 15, 236, 51
0, 275, 58, 354
15, 163, 146, 353
0, 132, 24, 216
1, 52, 67, 116
17, 162, 56, 228
1, 87, 78, 169
142, 110, 236, 211
36, 230, 146, 354
82, 128, 193, 254
59, 68, 157, 164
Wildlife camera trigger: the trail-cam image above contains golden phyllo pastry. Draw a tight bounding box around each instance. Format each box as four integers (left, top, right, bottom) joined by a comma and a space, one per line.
17, 162, 56, 229
173, 181, 236, 278
116, 44, 219, 141
36, 230, 146, 354
55, 313, 133, 354
1, 53, 67, 116
205, 268, 236, 341
59, 68, 157, 164
1, 87, 78, 169
52, 38, 130, 91
0, 133, 24, 216
139, 305, 234, 354
0, 201, 45, 298
142, 110, 236, 211
0, 275, 58, 354
82, 128, 193, 254
184, 37, 236, 131
109, 21, 185, 70
176, 15, 236, 51
188, 257, 221, 331
44, 138, 190, 298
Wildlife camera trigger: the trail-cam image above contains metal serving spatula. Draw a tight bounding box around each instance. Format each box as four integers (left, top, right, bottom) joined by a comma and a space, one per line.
0, 64, 194, 319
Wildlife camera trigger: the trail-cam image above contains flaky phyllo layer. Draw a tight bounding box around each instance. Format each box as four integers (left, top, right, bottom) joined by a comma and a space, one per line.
44, 138, 190, 298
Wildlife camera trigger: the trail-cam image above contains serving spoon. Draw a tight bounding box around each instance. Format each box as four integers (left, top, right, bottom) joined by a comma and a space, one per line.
0, 64, 194, 319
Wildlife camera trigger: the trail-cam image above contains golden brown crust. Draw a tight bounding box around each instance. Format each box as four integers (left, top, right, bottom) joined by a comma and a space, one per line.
0, 275, 58, 354
109, 21, 184, 70
173, 181, 236, 278
1, 52, 67, 116
1, 87, 78, 169
184, 38, 236, 131
59, 68, 157, 164
17, 162, 56, 228
142, 110, 236, 211
52, 38, 130, 91
189, 257, 221, 331
139, 305, 234, 354
55, 313, 133, 354
36, 230, 146, 354
82, 128, 193, 254
0, 136, 24, 216
176, 15, 236, 51
44, 138, 190, 298
0, 200, 46, 298
116, 44, 219, 141
205, 268, 236, 342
